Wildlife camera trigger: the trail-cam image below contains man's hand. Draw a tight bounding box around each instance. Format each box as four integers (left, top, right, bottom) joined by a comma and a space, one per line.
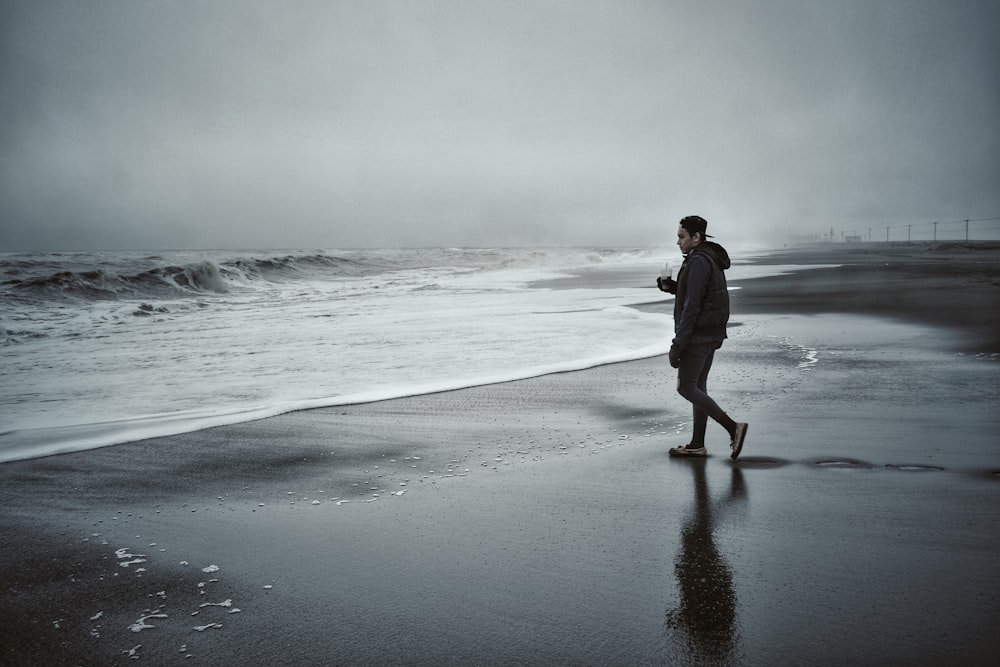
669, 345, 682, 368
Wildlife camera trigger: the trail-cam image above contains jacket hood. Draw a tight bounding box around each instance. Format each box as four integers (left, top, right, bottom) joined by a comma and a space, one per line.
690, 241, 731, 270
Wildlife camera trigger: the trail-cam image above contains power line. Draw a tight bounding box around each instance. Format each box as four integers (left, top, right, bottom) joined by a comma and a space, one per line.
816, 216, 1000, 243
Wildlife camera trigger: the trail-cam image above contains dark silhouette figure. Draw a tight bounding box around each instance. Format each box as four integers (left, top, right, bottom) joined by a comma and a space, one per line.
666, 461, 746, 664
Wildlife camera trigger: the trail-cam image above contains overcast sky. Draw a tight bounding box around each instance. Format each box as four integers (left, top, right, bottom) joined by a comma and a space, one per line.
1, 0, 998, 251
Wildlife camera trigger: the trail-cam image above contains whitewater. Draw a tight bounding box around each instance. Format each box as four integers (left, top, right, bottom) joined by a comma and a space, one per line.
0, 247, 692, 463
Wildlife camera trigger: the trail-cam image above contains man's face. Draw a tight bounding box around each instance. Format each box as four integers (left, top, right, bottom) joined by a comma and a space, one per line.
676, 226, 699, 255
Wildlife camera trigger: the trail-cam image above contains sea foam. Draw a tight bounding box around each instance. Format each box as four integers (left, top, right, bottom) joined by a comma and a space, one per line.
0, 248, 676, 462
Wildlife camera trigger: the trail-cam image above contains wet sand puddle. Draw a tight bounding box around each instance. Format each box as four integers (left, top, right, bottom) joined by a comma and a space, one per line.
706, 457, 997, 477
813, 459, 873, 469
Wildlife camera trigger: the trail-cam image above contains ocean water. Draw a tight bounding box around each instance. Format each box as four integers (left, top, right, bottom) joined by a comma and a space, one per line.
1, 246, 805, 463
1, 247, 694, 463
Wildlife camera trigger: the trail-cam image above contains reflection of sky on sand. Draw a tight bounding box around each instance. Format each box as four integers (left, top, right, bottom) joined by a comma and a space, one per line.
666, 460, 747, 664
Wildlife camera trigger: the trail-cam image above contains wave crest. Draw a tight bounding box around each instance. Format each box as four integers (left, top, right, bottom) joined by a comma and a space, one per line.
6, 260, 230, 303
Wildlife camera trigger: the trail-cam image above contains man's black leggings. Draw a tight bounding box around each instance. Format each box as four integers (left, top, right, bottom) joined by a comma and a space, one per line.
676, 340, 736, 435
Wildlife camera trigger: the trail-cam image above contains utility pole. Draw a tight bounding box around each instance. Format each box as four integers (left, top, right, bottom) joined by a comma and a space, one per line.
868, 227, 872, 242
933, 221, 938, 241
966, 219, 970, 241
907, 224, 911, 242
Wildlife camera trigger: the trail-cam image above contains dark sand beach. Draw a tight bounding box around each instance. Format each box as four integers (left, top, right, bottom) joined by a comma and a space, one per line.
2, 243, 999, 665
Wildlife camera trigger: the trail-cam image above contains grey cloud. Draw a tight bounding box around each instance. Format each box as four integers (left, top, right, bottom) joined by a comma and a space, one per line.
1, 0, 998, 250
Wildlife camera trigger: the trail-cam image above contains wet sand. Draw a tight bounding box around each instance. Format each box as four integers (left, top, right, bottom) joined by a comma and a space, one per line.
734, 241, 1000, 353
2, 243, 999, 665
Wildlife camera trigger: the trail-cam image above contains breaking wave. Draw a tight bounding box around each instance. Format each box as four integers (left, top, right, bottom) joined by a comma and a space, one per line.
0, 252, 397, 305
4, 261, 228, 303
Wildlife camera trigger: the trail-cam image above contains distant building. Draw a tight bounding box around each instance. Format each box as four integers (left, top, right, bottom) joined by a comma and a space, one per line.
845, 235, 862, 243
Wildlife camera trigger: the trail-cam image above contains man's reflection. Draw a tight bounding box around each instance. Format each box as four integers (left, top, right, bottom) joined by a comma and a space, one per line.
666, 460, 746, 663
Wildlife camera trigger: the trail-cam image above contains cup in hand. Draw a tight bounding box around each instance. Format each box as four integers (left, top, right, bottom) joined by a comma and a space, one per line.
660, 262, 672, 280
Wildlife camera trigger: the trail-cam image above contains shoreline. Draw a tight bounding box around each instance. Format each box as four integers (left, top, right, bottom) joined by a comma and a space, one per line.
2, 244, 999, 665
610, 240, 999, 354
734, 241, 1000, 353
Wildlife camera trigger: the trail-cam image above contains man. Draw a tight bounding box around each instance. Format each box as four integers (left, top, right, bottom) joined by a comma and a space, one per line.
657, 215, 748, 459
